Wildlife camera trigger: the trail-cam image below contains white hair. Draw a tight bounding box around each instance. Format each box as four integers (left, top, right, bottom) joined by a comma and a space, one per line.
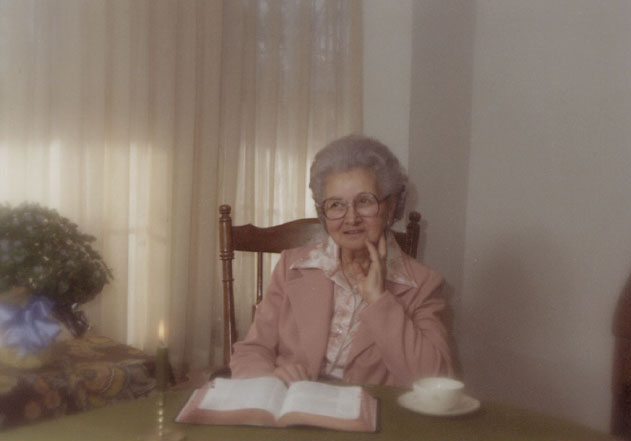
309, 135, 408, 224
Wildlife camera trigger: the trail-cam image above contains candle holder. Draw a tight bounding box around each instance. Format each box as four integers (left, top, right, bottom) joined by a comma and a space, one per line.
145, 320, 184, 440
144, 391, 186, 441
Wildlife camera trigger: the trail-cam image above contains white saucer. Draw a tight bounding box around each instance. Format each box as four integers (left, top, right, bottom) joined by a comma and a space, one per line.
397, 391, 480, 417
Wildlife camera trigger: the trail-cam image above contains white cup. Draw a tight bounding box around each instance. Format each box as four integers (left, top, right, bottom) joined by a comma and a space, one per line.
412, 377, 464, 412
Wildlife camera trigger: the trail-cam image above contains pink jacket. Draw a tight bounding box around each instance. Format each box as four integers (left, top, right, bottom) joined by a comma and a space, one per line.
230, 244, 453, 388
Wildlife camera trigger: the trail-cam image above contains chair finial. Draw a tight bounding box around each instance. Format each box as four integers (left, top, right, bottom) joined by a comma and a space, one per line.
220, 205, 232, 216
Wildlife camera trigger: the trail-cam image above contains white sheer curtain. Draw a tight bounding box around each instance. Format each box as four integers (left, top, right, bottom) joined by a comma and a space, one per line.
0, 0, 361, 373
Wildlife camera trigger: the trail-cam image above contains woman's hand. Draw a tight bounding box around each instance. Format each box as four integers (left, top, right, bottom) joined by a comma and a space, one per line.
350, 235, 387, 305
273, 363, 309, 385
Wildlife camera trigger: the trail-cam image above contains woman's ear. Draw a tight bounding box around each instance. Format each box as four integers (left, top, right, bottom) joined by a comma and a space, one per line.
386, 195, 399, 228
387, 194, 399, 225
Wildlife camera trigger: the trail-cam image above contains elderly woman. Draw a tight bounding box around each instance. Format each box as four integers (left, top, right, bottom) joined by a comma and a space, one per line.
230, 135, 453, 387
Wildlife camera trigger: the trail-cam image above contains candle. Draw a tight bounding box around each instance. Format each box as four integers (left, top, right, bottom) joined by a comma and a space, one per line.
156, 320, 168, 391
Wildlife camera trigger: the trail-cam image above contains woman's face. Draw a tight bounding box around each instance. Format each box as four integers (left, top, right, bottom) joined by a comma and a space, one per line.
323, 167, 395, 253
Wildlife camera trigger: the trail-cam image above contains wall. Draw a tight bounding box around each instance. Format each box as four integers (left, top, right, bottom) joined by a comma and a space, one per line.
406, 0, 631, 431
408, 0, 476, 321
362, 0, 413, 166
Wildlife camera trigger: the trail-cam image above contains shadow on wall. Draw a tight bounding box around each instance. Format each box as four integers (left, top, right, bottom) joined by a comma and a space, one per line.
612, 270, 631, 439
403, 180, 462, 375
458, 228, 601, 424
441, 280, 462, 377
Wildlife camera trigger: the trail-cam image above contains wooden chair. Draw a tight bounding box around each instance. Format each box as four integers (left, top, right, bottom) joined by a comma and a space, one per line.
612, 273, 631, 439
218, 204, 422, 367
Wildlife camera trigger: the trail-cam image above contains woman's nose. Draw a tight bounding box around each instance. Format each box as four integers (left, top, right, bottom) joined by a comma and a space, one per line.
344, 204, 361, 223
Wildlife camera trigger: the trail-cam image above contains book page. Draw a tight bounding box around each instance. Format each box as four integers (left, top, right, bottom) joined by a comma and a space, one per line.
198, 377, 287, 419
279, 381, 362, 420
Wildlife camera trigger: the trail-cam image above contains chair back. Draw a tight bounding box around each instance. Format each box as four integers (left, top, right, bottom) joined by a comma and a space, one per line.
218, 204, 421, 366
612, 274, 631, 439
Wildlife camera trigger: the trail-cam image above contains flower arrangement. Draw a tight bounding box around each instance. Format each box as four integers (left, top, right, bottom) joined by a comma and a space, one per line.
0, 203, 113, 336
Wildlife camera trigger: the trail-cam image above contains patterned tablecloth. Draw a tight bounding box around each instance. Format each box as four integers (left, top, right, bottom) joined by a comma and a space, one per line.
0, 334, 156, 430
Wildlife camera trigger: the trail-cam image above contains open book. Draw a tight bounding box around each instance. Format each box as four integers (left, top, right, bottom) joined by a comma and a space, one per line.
175, 376, 378, 432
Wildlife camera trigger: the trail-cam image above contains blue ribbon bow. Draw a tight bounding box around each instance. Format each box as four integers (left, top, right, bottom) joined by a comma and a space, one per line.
0, 296, 61, 355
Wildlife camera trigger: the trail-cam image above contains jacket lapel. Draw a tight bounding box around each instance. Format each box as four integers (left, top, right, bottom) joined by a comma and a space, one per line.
345, 281, 412, 363
285, 268, 334, 378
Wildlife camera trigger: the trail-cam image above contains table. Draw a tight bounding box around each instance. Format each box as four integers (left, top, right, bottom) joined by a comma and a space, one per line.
2, 384, 614, 441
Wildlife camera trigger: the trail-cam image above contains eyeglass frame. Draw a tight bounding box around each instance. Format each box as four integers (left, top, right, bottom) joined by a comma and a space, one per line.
319, 192, 391, 221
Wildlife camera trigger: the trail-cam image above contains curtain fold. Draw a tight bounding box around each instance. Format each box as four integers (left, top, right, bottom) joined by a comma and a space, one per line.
0, 0, 362, 373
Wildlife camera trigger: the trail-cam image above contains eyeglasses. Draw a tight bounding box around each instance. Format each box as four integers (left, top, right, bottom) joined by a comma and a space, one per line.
321, 192, 387, 220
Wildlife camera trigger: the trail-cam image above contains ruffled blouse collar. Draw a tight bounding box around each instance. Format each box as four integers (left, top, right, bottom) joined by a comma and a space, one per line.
290, 230, 417, 288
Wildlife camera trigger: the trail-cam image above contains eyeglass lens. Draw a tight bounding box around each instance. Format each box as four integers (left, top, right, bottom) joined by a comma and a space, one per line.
323, 192, 379, 220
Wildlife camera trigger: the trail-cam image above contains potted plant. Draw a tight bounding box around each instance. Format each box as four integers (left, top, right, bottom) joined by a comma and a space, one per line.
0, 202, 113, 338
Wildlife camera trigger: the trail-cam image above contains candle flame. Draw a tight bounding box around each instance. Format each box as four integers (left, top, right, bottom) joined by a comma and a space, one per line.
158, 320, 165, 343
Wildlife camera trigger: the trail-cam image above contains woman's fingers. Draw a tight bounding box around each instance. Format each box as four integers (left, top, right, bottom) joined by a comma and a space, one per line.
274, 367, 292, 384
360, 239, 386, 304
274, 363, 309, 385
343, 237, 387, 304
296, 364, 308, 380
365, 239, 380, 263
352, 261, 366, 278
378, 234, 387, 259
365, 239, 385, 276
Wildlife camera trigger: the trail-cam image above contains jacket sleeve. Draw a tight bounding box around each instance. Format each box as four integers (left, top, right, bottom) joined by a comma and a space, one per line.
358, 265, 453, 386
229, 251, 289, 378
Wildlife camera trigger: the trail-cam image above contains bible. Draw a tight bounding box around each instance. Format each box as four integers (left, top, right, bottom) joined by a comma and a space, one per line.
175, 376, 378, 432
